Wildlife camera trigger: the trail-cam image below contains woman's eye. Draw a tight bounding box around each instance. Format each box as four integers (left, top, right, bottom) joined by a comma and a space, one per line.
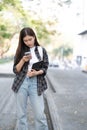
24, 39, 32, 42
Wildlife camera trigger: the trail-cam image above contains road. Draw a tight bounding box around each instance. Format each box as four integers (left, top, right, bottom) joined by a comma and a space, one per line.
47, 68, 87, 130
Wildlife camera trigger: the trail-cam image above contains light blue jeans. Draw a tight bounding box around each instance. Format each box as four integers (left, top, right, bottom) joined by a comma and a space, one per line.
15, 76, 48, 130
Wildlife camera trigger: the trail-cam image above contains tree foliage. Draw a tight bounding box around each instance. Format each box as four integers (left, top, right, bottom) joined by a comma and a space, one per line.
0, 0, 73, 58
0, 0, 58, 57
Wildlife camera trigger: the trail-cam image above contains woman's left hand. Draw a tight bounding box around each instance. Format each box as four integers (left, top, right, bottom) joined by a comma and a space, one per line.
27, 69, 38, 77
27, 69, 44, 77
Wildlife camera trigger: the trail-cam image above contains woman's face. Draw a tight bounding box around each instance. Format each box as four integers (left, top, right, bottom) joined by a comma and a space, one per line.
23, 35, 35, 48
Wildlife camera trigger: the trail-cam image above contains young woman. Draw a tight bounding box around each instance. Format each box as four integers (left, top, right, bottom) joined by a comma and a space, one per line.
12, 27, 49, 130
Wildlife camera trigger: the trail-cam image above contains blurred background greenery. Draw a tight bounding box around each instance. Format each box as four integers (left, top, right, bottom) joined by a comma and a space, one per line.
0, 0, 87, 65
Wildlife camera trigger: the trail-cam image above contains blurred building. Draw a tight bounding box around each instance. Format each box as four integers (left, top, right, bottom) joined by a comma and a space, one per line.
72, 0, 87, 65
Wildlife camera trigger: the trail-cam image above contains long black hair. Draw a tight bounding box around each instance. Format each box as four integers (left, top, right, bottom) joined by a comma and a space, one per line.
15, 27, 40, 63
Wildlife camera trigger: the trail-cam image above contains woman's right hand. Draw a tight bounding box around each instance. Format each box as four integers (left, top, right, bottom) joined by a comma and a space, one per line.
15, 55, 32, 73
22, 55, 32, 62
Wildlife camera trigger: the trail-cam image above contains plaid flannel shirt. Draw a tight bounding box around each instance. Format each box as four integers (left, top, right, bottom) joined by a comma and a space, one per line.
12, 46, 49, 95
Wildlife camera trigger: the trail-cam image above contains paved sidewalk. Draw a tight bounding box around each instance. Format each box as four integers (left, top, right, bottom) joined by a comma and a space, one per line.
0, 62, 35, 130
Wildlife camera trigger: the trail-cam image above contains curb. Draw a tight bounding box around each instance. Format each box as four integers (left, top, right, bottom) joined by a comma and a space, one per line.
0, 73, 15, 78
46, 75, 56, 93
45, 90, 62, 130
45, 76, 62, 130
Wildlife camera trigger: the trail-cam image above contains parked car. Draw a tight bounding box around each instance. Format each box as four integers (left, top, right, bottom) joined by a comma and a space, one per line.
49, 60, 59, 68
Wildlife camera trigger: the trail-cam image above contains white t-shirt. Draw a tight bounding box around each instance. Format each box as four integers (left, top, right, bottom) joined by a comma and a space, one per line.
28, 46, 43, 71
